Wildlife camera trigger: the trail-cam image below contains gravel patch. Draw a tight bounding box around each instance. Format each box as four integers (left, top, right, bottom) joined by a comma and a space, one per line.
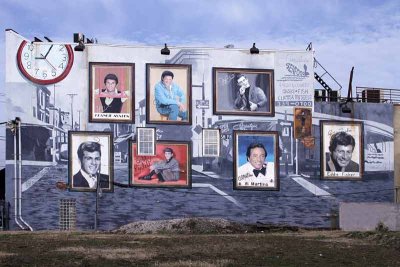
113, 217, 250, 234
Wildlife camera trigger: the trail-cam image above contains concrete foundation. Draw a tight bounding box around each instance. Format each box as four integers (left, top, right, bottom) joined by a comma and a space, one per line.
339, 202, 400, 231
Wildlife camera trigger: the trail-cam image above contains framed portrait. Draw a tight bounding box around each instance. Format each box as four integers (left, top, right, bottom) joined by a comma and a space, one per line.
294, 107, 312, 139
146, 63, 192, 125
233, 130, 279, 190
68, 131, 114, 192
320, 120, 364, 180
213, 67, 274, 116
89, 62, 135, 123
129, 140, 192, 188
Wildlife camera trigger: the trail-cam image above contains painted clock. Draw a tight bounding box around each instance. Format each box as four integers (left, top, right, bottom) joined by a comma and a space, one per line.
16, 40, 74, 85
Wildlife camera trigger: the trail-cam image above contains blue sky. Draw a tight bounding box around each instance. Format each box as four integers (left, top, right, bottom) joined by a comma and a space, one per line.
1, 0, 399, 89
1, 0, 400, 167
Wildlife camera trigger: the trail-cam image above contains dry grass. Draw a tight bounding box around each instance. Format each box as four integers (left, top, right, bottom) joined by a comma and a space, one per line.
0, 252, 16, 258
0, 219, 399, 266
153, 259, 233, 267
56, 246, 155, 260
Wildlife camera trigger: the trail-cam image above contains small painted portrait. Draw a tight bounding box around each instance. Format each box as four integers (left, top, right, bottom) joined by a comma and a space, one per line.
321, 121, 364, 180
233, 131, 279, 190
130, 141, 191, 188
146, 64, 192, 125
213, 68, 274, 116
89, 62, 134, 123
294, 107, 312, 139
68, 131, 114, 192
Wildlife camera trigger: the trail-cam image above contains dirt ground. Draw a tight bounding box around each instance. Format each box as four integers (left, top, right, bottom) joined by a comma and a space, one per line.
0, 218, 399, 266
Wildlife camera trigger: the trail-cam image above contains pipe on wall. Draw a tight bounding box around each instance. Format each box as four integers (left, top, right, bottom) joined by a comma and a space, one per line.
17, 122, 33, 231
13, 126, 25, 230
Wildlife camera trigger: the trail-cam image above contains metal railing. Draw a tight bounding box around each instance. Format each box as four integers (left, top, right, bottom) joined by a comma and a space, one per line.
356, 87, 400, 104
315, 87, 400, 104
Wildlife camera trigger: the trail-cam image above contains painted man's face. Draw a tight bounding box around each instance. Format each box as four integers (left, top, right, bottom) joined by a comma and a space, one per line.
81, 151, 101, 175
164, 151, 173, 161
162, 76, 173, 88
105, 79, 117, 93
248, 147, 266, 170
332, 145, 354, 168
237, 76, 250, 88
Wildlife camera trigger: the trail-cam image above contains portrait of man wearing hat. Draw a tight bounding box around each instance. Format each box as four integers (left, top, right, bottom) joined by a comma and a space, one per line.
139, 147, 181, 182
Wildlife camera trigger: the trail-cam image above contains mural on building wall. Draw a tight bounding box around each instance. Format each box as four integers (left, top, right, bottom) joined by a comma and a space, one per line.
4, 30, 395, 231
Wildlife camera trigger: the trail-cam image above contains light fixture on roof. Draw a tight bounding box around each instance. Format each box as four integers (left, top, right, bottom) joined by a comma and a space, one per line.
340, 102, 352, 113
73, 33, 85, 52
161, 43, 170, 55
250, 43, 259, 54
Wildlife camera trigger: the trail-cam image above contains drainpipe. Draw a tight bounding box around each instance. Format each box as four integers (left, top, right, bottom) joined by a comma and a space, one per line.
13, 123, 25, 230
17, 121, 33, 231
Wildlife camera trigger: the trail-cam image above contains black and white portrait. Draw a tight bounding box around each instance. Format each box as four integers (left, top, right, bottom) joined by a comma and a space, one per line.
213, 68, 274, 116
321, 121, 364, 180
68, 131, 114, 192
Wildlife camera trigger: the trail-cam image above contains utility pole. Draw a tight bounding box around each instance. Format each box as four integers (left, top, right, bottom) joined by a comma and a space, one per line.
52, 84, 59, 126
67, 94, 77, 129
77, 110, 82, 130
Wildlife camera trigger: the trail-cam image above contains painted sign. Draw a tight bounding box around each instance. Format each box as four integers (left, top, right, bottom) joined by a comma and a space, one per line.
275, 52, 314, 110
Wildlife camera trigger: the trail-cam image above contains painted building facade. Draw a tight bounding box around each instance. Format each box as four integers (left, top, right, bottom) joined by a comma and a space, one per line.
4, 30, 394, 230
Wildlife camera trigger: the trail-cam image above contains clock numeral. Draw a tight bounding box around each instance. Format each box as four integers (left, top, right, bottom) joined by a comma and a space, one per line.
42, 70, 47, 78
58, 63, 64, 69
62, 56, 67, 62
59, 45, 64, 52
26, 62, 31, 69
35, 68, 39, 75
24, 53, 30, 60
51, 69, 57, 77
27, 44, 34, 51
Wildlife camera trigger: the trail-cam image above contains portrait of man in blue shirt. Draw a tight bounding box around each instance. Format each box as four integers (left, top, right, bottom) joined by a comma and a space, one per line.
154, 70, 188, 121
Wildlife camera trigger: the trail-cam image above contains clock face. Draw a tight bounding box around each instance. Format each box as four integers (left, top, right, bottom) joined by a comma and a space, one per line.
17, 40, 74, 85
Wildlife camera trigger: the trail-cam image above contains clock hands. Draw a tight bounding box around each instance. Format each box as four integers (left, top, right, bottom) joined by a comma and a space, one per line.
42, 57, 56, 70
33, 45, 57, 70
36, 52, 56, 70
34, 45, 53, 59
43, 45, 53, 58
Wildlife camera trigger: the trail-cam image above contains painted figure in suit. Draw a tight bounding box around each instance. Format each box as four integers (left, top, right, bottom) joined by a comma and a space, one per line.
234, 74, 267, 111
73, 141, 109, 189
237, 143, 275, 187
326, 131, 359, 172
